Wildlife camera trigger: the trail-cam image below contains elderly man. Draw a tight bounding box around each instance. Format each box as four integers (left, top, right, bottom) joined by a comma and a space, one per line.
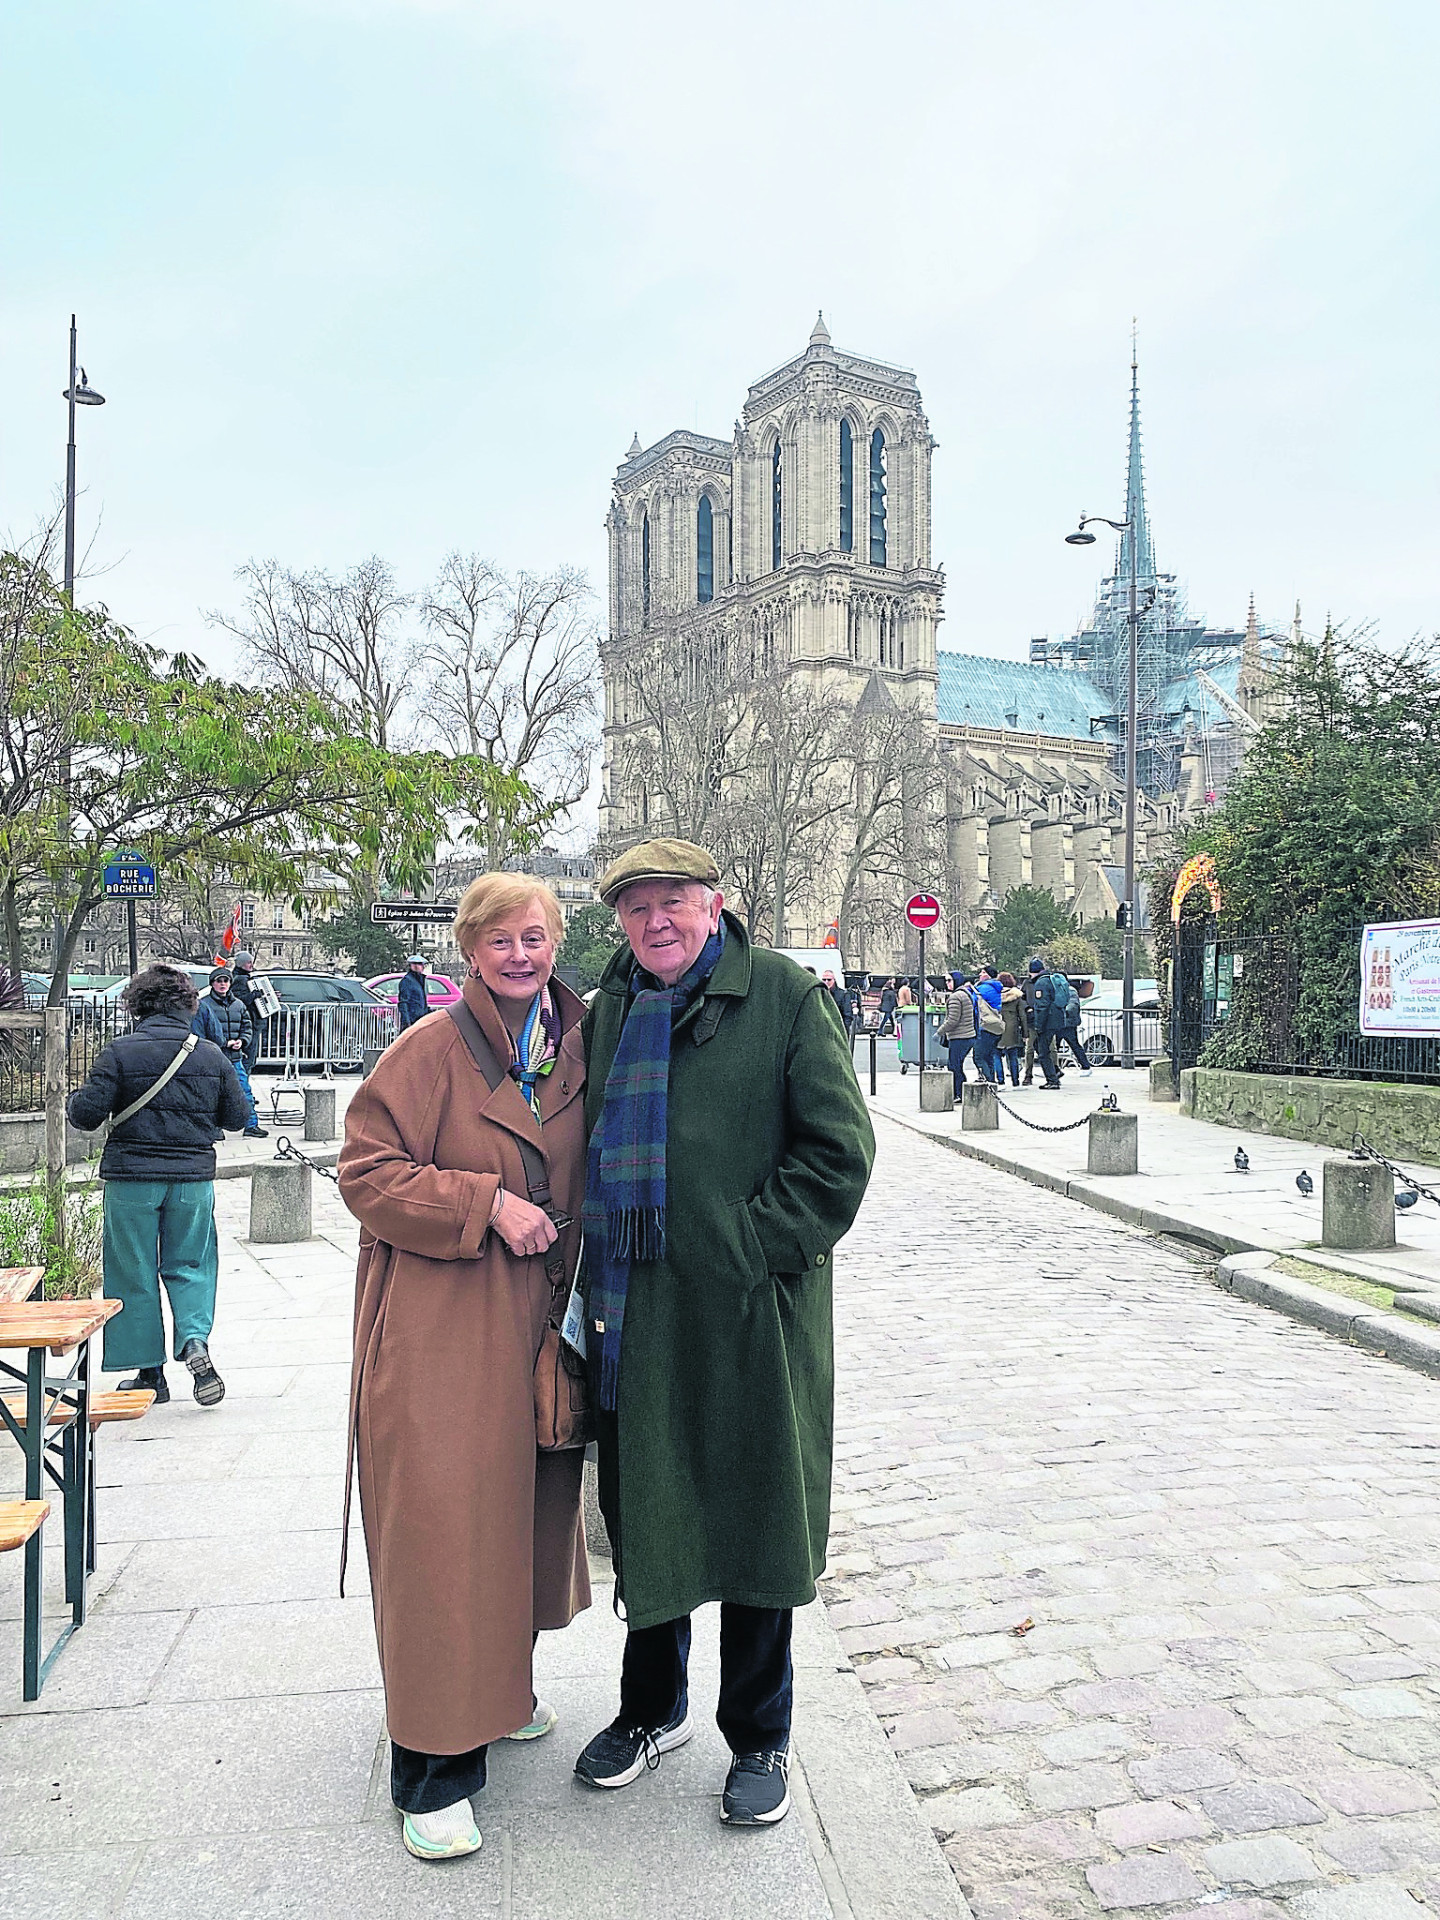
573, 839, 874, 1828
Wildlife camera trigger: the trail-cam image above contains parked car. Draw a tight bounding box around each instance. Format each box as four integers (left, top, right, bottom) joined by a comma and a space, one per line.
365, 969, 464, 1015
1076, 989, 1164, 1067
223, 971, 394, 1071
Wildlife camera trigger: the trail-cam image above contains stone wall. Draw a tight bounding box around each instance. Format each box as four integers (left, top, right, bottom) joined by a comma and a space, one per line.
1180, 1068, 1440, 1164
0, 1113, 101, 1177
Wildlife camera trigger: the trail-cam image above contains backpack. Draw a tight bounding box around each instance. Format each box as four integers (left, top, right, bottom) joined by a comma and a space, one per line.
1051, 972, 1080, 1020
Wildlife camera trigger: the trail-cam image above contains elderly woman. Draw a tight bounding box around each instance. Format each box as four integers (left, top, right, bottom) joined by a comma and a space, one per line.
339, 875, 590, 1862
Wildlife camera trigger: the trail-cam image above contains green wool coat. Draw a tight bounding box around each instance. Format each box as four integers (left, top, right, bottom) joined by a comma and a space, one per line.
582, 913, 876, 1629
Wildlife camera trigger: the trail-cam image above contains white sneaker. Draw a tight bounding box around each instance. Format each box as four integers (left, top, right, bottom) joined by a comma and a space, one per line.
506, 1697, 558, 1740
1080, 1069, 1093, 1078
401, 1800, 483, 1860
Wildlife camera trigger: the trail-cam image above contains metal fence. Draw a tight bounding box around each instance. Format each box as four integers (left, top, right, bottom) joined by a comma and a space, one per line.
1171, 921, 1440, 1087
0, 1000, 132, 1117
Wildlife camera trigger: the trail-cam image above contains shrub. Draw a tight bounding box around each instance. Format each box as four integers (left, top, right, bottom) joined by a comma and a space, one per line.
0, 1177, 103, 1301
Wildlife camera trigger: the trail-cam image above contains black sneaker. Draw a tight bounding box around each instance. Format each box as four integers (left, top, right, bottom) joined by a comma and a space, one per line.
178, 1338, 226, 1408
721, 1747, 791, 1826
574, 1709, 694, 1788
118, 1365, 169, 1404
243, 1126, 269, 1139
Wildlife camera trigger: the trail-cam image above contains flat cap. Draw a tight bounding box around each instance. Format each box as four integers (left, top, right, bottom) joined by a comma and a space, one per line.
597, 837, 721, 907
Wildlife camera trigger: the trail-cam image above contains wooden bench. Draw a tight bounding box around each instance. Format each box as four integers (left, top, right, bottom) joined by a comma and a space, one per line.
0, 1500, 50, 1554
2, 1389, 156, 1430
0, 1269, 44, 1306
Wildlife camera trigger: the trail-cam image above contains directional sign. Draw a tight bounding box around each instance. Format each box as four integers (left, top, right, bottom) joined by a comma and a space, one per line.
905, 893, 942, 930
370, 901, 458, 926
103, 862, 156, 899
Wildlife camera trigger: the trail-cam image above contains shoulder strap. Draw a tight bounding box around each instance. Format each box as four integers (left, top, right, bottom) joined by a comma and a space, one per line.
110, 1034, 199, 1131
447, 1001, 552, 1210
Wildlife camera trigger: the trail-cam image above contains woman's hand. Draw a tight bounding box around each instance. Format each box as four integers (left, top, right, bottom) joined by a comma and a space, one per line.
491, 1189, 560, 1258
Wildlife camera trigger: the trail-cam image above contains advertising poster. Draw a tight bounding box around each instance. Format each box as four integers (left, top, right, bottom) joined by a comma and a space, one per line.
1359, 919, 1440, 1036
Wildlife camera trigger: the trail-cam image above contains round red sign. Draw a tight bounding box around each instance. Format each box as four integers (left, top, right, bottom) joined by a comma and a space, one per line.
905, 893, 942, 930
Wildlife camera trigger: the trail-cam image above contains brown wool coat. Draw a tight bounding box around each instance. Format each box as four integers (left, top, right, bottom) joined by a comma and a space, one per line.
339, 977, 591, 1756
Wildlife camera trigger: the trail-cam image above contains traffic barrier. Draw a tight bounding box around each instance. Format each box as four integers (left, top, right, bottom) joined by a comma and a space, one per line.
249, 1161, 312, 1243
1087, 1109, 1139, 1174
303, 1086, 336, 1143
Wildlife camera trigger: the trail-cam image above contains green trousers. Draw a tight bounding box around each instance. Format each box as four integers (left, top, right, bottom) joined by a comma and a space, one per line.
101, 1180, 219, 1372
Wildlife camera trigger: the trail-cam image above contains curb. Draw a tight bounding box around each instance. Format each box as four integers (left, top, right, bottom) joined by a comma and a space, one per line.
793, 1597, 974, 1920
1217, 1251, 1440, 1379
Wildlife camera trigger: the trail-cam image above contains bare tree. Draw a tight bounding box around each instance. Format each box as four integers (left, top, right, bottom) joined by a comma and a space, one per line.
211, 556, 414, 750
835, 703, 945, 970
415, 555, 600, 863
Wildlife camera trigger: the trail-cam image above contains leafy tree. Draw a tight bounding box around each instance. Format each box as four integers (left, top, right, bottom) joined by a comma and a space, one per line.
315, 897, 408, 978
981, 886, 1070, 976
1044, 932, 1101, 977
556, 900, 621, 993
1085, 917, 1123, 978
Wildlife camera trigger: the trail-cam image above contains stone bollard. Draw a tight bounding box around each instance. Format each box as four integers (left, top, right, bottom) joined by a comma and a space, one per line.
582, 1446, 610, 1558
361, 1046, 384, 1079
249, 1161, 313, 1244
960, 1082, 999, 1131
1087, 1109, 1139, 1175
303, 1085, 336, 1143
1322, 1158, 1395, 1251
1149, 1057, 1179, 1103
919, 1070, 954, 1114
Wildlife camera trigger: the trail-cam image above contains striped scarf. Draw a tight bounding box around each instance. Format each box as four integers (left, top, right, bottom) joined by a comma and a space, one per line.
506, 986, 561, 1118
583, 923, 726, 1410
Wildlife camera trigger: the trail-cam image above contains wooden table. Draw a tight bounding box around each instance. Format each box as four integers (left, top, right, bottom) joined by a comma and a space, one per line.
0, 1268, 44, 1306
0, 1298, 120, 1697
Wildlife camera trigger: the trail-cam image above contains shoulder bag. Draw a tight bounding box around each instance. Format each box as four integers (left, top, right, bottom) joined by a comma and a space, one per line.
447, 1001, 591, 1451
106, 1033, 199, 1135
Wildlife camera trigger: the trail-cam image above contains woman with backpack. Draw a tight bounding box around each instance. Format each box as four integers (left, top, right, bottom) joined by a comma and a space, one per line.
971, 969, 1006, 1084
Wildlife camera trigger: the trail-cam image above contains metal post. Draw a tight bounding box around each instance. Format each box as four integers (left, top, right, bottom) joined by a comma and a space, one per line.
126, 898, 138, 977
1122, 550, 1138, 1071
917, 927, 926, 1103
869, 1030, 877, 1097
53, 318, 80, 976
44, 1006, 67, 1253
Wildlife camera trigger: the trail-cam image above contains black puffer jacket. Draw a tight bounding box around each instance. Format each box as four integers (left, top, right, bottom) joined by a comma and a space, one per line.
67, 1013, 250, 1181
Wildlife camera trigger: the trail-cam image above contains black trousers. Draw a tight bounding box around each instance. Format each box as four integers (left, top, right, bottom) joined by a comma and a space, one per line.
1033, 1029, 1061, 1087
620, 1604, 793, 1753
391, 1631, 539, 1814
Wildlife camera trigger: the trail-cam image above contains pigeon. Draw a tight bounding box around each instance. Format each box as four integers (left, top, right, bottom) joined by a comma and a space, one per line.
1396, 1188, 1420, 1211
1234, 1148, 1250, 1173
1296, 1170, 1314, 1196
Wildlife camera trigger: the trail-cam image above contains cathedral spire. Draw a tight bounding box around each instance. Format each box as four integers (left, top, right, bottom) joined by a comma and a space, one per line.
809, 310, 832, 348
626, 430, 642, 459
1118, 333, 1156, 585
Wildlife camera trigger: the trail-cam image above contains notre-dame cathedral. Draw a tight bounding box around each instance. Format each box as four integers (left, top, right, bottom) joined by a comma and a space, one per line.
598, 318, 1271, 968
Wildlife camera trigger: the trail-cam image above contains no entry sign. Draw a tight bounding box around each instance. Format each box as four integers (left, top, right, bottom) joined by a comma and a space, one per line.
905, 893, 941, 930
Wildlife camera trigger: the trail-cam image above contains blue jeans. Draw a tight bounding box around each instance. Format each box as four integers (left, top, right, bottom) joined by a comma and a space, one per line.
229, 1052, 259, 1128
620, 1605, 793, 1752
947, 1037, 974, 1093
972, 1031, 1002, 1083
101, 1179, 218, 1371
1000, 1045, 1023, 1086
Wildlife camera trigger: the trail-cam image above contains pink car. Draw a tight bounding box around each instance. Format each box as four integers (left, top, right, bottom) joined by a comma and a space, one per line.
365, 970, 464, 1014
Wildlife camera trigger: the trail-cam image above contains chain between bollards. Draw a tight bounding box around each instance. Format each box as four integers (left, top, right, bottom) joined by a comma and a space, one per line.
274, 1135, 339, 1183
1349, 1134, 1440, 1209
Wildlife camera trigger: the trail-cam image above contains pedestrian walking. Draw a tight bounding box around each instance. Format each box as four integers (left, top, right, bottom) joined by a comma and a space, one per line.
1027, 957, 1063, 1089
339, 875, 591, 1863
821, 968, 853, 1046
997, 972, 1027, 1087
397, 954, 430, 1030
1056, 973, 1093, 1077
230, 950, 263, 1073
193, 967, 267, 1138
66, 965, 245, 1408
937, 970, 978, 1093
972, 967, 1005, 1085
877, 977, 899, 1036
575, 838, 874, 1828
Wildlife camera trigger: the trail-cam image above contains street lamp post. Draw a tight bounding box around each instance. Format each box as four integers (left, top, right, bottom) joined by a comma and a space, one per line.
1066, 513, 1138, 1071
54, 317, 106, 973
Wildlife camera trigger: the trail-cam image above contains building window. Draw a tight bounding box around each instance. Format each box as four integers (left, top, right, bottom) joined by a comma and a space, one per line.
642, 512, 651, 621
839, 419, 853, 552
697, 496, 714, 603
241, 902, 256, 931
83, 937, 99, 956
272, 906, 284, 930
869, 429, 887, 566
771, 440, 783, 570
271, 942, 284, 959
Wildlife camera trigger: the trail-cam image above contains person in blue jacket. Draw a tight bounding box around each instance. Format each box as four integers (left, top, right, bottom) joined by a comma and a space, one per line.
397, 956, 430, 1030
192, 967, 266, 1137
972, 967, 1006, 1085
1026, 957, 1063, 1090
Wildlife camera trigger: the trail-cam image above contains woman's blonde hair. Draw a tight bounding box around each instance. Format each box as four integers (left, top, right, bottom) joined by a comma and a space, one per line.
453, 874, 565, 956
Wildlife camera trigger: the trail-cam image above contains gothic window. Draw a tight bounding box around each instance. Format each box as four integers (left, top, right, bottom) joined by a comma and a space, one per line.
839, 419, 853, 551
771, 439, 783, 570
697, 496, 714, 604
869, 428, 887, 566
642, 513, 651, 622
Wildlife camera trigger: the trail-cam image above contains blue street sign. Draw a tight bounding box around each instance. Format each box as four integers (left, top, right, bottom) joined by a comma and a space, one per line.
103, 862, 157, 898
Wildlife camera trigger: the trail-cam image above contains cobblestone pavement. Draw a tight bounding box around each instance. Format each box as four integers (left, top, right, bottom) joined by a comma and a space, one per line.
823, 1116, 1440, 1919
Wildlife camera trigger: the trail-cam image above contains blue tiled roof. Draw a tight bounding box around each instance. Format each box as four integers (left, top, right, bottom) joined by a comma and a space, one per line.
937, 652, 1113, 736
1162, 652, 1241, 720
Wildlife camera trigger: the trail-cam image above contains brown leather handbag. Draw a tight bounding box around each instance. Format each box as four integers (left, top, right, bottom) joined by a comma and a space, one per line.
448, 1002, 593, 1452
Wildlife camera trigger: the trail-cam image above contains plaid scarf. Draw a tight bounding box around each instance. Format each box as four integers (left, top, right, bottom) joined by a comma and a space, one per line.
506, 986, 561, 1118
583, 923, 726, 1410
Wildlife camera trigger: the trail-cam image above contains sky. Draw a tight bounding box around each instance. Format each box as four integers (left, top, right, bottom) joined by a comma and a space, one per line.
3, 0, 1437, 687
